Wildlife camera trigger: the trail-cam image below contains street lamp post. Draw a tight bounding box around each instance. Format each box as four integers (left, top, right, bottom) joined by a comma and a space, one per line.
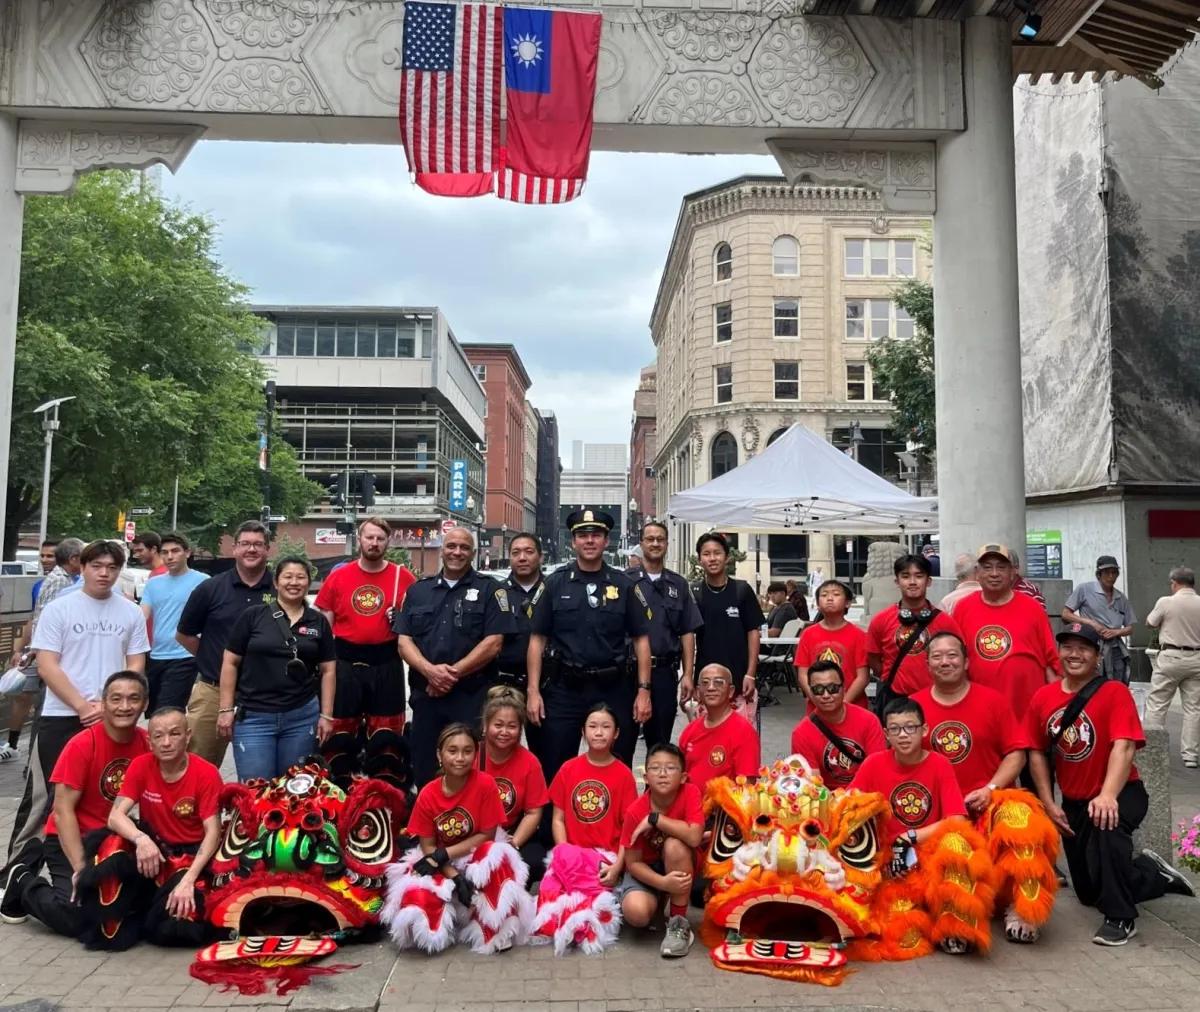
466, 496, 481, 568
501, 522, 508, 566
32, 396, 75, 545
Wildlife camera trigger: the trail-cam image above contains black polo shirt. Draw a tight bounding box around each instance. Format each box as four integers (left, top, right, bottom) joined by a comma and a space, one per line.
392, 569, 516, 696
624, 566, 703, 661
177, 567, 276, 683
225, 604, 335, 713
496, 575, 546, 674
531, 564, 651, 669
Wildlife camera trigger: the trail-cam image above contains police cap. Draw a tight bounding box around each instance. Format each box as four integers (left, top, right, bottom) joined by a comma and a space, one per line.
568, 509, 614, 535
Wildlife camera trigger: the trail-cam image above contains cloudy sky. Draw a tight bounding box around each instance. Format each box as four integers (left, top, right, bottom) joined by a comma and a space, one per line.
162, 143, 777, 462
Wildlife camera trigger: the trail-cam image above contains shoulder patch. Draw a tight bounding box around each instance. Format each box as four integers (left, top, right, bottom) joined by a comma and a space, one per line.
496, 588, 509, 612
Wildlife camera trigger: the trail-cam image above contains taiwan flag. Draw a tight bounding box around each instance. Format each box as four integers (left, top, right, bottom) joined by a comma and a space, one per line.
499, 7, 602, 204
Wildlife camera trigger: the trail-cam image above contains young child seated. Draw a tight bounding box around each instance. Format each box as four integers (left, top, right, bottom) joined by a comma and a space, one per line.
617, 743, 704, 959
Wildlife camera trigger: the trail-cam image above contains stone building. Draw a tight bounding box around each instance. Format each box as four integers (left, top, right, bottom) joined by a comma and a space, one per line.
522, 400, 538, 535
651, 176, 930, 580
629, 364, 657, 536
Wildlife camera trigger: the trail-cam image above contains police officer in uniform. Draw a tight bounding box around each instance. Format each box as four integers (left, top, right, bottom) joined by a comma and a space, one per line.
393, 526, 516, 786
526, 510, 652, 781
625, 520, 702, 750
496, 531, 548, 757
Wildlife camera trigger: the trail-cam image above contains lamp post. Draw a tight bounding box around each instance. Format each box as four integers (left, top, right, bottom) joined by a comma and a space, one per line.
32, 396, 75, 545
628, 496, 638, 554
466, 495, 479, 568
501, 522, 508, 566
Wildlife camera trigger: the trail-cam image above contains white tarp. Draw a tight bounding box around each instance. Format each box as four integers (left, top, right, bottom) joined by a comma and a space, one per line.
667, 424, 937, 534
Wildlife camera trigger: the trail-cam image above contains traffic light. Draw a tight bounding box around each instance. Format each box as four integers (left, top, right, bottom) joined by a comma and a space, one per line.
328, 472, 348, 508
358, 471, 377, 508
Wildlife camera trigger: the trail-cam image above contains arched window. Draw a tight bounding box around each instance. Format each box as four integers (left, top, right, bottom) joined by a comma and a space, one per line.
714, 242, 732, 282
711, 432, 738, 478
767, 427, 788, 446
772, 235, 799, 276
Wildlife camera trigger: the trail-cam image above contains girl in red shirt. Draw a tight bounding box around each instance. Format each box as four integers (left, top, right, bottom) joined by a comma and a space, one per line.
383, 723, 533, 955
478, 685, 549, 880
795, 581, 870, 707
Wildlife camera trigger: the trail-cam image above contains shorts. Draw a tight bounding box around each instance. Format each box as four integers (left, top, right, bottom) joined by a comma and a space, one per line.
615, 861, 665, 901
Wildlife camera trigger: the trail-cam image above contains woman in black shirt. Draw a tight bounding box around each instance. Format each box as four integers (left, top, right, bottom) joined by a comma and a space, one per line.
217, 556, 336, 781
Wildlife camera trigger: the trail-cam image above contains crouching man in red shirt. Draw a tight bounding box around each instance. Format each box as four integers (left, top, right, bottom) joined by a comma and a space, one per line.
1027, 623, 1194, 947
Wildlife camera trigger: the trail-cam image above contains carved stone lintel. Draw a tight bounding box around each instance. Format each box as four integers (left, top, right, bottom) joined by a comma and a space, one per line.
767, 139, 936, 214
15, 120, 206, 194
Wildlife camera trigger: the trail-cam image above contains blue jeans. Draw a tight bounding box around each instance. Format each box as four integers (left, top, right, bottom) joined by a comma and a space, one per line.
232, 697, 319, 782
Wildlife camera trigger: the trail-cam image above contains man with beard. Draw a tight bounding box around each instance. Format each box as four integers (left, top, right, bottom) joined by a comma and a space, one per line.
394, 526, 514, 786
625, 522, 702, 749
316, 516, 416, 788
495, 532, 548, 756
790, 659, 885, 788
1028, 623, 1193, 947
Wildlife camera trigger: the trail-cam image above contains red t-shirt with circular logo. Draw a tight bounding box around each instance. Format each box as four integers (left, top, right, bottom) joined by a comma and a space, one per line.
851, 749, 966, 845
408, 769, 507, 849
1025, 679, 1144, 802
477, 745, 549, 832
790, 706, 887, 787
865, 605, 963, 697
548, 754, 638, 853
620, 783, 704, 864
314, 561, 416, 644
45, 725, 151, 836
677, 711, 761, 794
912, 683, 1028, 796
118, 753, 223, 845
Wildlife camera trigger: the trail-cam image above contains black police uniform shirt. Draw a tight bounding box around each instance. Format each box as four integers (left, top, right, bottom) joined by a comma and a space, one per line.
624, 567, 703, 661
393, 569, 516, 695
693, 578, 765, 681
496, 575, 546, 674
177, 567, 276, 683
224, 604, 336, 713
531, 564, 651, 669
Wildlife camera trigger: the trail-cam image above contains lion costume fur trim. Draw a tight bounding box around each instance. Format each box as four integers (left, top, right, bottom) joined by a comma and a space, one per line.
985, 789, 1059, 928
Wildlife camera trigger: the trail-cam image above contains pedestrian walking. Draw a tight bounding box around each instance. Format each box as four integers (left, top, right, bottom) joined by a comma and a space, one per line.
1144, 566, 1200, 767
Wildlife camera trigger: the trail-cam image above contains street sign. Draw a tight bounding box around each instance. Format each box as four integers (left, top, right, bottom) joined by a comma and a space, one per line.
124, 521, 136, 543
267, 514, 287, 523
449, 459, 468, 512
315, 528, 347, 545
129, 507, 154, 516
441, 519, 456, 535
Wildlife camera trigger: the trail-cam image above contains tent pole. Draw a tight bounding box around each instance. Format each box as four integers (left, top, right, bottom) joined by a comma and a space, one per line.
755, 534, 761, 595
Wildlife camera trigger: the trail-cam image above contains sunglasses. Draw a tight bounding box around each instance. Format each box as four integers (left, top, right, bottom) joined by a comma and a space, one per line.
809, 683, 842, 697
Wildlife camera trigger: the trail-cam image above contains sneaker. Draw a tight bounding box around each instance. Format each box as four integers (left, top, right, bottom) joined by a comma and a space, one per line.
0, 864, 28, 924
660, 914, 693, 958
1143, 849, 1197, 897
1185, 760, 1199, 769
1093, 918, 1137, 946
939, 937, 972, 955
0, 744, 17, 763
1055, 864, 1069, 887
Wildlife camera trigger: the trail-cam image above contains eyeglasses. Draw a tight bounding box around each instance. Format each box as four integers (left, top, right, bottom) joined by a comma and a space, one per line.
699, 679, 729, 689
646, 765, 682, 774
886, 724, 923, 737
236, 540, 267, 549
809, 683, 842, 697
586, 583, 599, 608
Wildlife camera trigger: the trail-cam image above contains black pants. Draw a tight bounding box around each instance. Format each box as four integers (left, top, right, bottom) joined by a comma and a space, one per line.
410, 683, 491, 787
1061, 780, 1166, 922
332, 656, 406, 721
519, 839, 547, 886
538, 677, 635, 784
17, 836, 82, 938
638, 664, 678, 752
6, 715, 81, 862
146, 657, 197, 715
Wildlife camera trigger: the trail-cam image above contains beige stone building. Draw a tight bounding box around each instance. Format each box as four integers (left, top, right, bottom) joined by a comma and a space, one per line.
650, 176, 931, 582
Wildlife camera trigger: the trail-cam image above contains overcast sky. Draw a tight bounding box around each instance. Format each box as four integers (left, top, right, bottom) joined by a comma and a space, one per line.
162, 143, 777, 464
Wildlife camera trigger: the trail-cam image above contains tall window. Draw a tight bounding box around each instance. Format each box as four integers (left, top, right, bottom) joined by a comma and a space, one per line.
714, 242, 732, 282
714, 302, 733, 343
715, 364, 733, 404
846, 362, 887, 401
711, 431, 738, 477
846, 299, 913, 340
845, 238, 917, 277
774, 362, 800, 400
473, 364, 487, 382
767, 427, 788, 446
774, 298, 799, 338
772, 235, 799, 276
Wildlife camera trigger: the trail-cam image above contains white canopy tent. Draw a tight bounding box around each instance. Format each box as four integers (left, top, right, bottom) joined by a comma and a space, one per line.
667, 424, 937, 534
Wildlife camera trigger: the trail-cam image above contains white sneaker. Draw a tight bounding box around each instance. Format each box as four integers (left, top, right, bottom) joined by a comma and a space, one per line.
0, 744, 18, 763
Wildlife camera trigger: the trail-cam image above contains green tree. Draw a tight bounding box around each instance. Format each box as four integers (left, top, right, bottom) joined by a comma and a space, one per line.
385, 546, 412, 569
866, 278, 936, 453
272, 532, 310, 562
9, 171, 318, 555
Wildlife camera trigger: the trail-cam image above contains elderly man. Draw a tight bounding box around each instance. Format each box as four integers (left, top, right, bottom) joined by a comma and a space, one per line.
1063, 556, 1136, 685
1145, 566, 1200, 768
939, 553, 981, 615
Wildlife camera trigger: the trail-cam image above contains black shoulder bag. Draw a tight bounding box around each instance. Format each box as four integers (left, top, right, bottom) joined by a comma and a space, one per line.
271, 609, 312, 685
808, 712, 867, 765
872, 609, 938, 718
1046, 676, 1107, 758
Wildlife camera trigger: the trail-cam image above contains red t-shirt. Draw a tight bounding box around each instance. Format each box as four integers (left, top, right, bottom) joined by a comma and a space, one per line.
619, 783, 704, 864
912, 684, 1028, 796
953, 592, 1061, 720
314, 561, 416, 644
548, 754, 638, 853
677, 712, 761, 793
790, 706, 887, 788
852, 750, 966, 845
1025, 679, 1144, 802
45, 725, 151, 836
478, 745, 549, 832
408, 769, 506, 848
866, 605, 963, 697
795, 622, 870, 710
118, 753, 223, 845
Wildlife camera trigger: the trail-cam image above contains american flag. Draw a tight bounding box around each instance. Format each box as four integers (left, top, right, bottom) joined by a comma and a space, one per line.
496, 169, 585, 205
400, 2, 503, 198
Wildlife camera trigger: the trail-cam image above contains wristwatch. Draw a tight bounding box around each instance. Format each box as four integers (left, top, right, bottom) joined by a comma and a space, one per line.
638, 681, 652, 691
987, 783, 999, 792
906, 829, 917, 845
648, 812, 660, 828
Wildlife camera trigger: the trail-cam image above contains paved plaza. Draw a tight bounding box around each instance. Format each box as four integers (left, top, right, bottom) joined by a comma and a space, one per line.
0, 692, 1198, 1012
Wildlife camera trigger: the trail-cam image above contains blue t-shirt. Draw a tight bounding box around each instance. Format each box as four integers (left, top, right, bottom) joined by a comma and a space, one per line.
31, 578, 44, 606
141, 569, 209, 659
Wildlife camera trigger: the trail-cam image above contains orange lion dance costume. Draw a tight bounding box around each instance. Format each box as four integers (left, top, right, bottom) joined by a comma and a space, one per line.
700, 756, 1012, 984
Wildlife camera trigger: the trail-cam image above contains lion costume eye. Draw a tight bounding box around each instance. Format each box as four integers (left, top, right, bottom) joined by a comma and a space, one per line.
216, 813, 252, 864
710, 810, 744, 862
345, 809, 393, 866
838, 821, 878, 871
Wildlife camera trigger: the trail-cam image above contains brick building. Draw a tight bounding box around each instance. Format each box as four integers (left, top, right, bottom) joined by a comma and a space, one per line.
629, 363, 657, 534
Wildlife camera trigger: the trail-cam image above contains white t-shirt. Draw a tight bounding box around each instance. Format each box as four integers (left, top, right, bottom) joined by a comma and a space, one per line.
30, 591, 151, 717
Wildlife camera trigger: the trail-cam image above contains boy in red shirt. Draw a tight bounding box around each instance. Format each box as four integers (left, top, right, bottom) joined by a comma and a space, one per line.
1027, 624, 1193, 947
617, 743, 704, 959
866, 554, 962, 709
795, 581, 869, 707
677, 664, 760, 794
791, 659, 885, 787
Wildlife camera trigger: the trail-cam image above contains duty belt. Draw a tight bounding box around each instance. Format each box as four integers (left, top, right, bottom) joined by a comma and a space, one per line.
560, 663, 624, 688
651, 653, 681, 669
1161, 643, 1200, 652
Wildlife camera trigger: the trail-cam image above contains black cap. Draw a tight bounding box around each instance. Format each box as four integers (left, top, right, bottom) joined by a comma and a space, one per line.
1056, 622, 1102, 649
568, 509, 614, 535
1096, 555, 1120, 571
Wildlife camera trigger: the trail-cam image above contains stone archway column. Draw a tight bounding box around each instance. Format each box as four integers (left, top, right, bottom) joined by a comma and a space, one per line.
0, 113, 23, 549
932, 16, 1024, 564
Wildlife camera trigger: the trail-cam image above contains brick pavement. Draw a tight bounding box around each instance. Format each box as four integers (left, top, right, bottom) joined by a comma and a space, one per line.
0, 691, 1196, 1012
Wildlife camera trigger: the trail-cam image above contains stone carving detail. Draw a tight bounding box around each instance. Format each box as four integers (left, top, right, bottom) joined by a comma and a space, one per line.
768, 141, 937, 213
208, 0, 320, 48
15, 120, 206, 194
651, 75, 757, 127
658, 13, 758, 63
337, 12, 406, 110
741, 415, 761, 456
870, 214, 889, 234
205, 60, 326, 114
750, 18, 871, 125
691, 421, 704, 458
